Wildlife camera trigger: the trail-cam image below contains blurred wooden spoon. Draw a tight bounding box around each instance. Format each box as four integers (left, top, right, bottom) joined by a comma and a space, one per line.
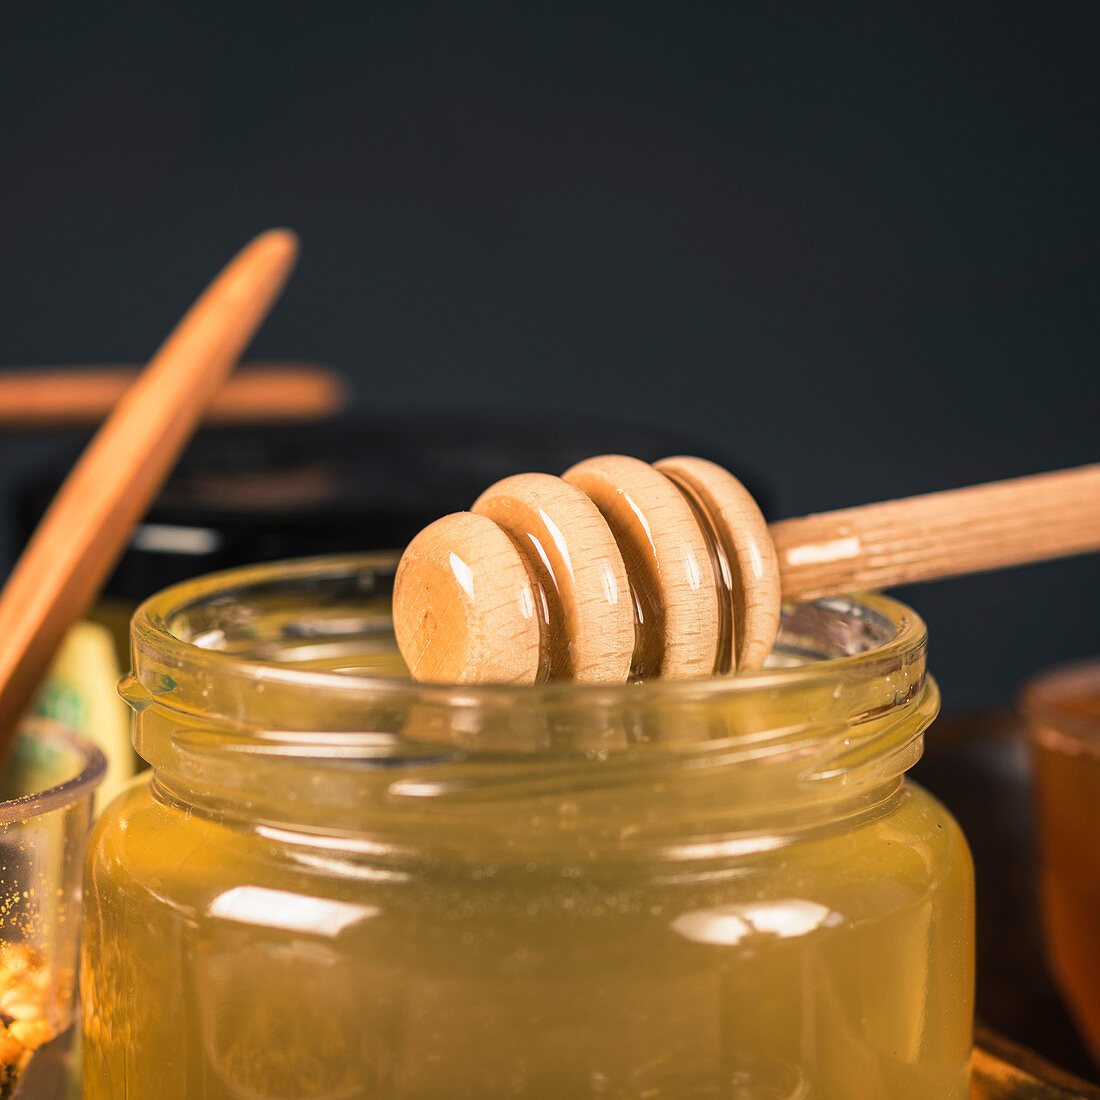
0, 361, 347, 426
0, 228, 299, 757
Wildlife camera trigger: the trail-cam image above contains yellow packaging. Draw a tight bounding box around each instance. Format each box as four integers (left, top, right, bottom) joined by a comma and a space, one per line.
33, 621, 133, 811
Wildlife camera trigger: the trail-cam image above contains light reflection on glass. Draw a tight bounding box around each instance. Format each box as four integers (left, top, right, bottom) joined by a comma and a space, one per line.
671, 898, 843, 946
209, 885, 378, 936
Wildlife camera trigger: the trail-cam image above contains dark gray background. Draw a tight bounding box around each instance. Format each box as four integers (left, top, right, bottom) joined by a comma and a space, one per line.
0, 1, 1096, 707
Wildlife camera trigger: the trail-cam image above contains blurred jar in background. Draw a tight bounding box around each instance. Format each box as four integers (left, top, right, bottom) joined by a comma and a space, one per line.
1023, 658, 1100, 1063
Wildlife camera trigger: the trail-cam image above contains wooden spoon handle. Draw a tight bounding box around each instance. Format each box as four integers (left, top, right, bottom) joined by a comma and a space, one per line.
0, 229, 299, 748
770, 464, 1100, 601
0, 362, 347, 425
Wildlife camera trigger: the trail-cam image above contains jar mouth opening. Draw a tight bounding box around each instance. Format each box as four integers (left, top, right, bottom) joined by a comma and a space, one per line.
131, 553, 927, 706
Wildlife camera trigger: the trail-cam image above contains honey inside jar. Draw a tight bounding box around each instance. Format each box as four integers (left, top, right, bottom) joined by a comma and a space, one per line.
82, 555, 974, 1099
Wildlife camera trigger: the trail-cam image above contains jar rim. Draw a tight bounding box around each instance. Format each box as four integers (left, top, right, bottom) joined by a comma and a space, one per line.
132, 552, 927, 706
0, 720, 107, 824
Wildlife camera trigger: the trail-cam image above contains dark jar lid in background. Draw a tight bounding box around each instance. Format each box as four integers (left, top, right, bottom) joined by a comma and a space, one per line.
13, 408, 766, 605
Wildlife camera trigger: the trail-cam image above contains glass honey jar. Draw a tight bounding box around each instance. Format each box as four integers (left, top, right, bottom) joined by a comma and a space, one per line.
81, 554, 974, 1099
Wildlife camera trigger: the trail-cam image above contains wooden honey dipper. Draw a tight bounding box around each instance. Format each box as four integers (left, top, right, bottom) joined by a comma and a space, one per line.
393, 456, 1100, 685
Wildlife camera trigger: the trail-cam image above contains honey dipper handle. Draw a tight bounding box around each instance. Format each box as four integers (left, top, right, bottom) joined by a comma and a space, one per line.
770, 464, 1100, 601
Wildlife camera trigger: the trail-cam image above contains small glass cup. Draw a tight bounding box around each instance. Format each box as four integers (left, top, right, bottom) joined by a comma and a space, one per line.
0, 719, 106, 1096
1022, 657, 1100, 1064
